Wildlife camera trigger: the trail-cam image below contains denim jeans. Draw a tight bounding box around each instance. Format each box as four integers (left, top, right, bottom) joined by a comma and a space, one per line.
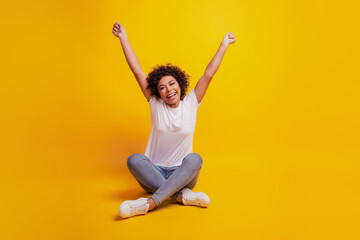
127, 153, 203, 206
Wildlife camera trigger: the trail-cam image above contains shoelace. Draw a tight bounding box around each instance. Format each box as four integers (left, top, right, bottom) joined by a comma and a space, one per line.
129, 200, 148, 215
183, 193, 203, 206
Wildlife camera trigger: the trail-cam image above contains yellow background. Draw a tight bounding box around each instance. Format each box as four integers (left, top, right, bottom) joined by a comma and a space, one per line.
1, 0, 359, 239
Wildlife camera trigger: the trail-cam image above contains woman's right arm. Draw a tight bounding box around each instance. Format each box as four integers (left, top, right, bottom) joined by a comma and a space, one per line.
112, 21, 151, 101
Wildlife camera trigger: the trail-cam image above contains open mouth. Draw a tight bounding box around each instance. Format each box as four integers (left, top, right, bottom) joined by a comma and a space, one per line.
166, 92, 176, 99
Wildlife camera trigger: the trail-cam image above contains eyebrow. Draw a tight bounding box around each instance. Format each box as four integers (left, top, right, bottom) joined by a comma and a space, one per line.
158, 79, 175, 87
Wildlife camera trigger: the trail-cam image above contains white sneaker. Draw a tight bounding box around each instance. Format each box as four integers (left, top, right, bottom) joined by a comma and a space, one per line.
180, 188, 210, 207
119, 197, 150, 218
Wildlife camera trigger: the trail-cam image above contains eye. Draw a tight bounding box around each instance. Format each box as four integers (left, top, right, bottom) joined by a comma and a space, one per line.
170, 82, 174, 85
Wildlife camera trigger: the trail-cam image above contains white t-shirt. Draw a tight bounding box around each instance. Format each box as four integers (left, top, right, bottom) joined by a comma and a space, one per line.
145, 89, 201, 167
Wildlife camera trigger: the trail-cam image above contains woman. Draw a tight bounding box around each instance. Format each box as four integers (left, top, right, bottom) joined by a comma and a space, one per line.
112, 21, 235, 218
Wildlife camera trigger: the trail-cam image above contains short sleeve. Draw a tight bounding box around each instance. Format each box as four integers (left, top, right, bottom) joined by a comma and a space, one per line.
186, 89, 201, 108
148, 95, 157, 109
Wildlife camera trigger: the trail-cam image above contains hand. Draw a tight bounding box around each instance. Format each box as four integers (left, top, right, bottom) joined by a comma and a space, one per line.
112, 21, 127, 39
221, 32, 236, 47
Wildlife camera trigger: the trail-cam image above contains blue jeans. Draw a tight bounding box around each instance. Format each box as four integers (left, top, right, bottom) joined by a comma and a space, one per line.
127, 153, 203, 206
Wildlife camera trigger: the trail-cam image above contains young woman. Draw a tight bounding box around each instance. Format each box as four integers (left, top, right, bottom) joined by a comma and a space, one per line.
112, 21, 235, 218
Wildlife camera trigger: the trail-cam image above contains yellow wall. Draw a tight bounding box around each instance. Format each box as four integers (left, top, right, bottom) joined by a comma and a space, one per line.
1, 0, 359, 239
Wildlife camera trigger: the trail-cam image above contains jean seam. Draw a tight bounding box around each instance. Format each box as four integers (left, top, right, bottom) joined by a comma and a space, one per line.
151, 194, 160, 206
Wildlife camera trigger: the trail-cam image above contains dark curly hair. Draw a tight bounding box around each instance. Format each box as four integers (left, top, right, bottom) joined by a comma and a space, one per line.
146, 63, 190, 100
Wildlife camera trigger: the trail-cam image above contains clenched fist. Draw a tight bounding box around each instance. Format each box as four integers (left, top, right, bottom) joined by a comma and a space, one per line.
112, 21, 127, 39
221, 32, 236, 47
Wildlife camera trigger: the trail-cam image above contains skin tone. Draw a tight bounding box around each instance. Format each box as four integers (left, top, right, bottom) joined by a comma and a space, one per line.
157, 75, 182, 108
147, 75, 182, 209
147, 193, 183, 211
112, 21, 236, 213
112, 21, 236, 105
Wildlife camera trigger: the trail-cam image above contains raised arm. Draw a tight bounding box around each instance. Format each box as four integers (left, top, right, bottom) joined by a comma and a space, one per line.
194, 32, 236, 104
112, 21, 151, 101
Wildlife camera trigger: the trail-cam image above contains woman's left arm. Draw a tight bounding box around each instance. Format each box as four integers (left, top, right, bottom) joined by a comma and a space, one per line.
194, 32, 236, 104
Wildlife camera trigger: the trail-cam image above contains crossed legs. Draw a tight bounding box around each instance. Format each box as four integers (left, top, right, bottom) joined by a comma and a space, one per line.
127, 153, 202, 210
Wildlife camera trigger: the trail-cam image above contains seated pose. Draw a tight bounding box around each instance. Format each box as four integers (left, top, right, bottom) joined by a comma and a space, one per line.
112, 21, 235, 218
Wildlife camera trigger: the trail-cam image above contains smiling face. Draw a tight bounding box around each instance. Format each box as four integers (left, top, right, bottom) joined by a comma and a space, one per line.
157, 75, 181, 108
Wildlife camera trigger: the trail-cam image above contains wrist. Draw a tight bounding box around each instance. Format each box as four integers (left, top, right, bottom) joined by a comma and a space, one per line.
119, 34, 128, 40
220, 42, 229, 49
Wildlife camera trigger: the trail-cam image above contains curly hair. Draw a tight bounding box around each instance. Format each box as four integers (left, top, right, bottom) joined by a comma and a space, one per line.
146, 63, 190, 100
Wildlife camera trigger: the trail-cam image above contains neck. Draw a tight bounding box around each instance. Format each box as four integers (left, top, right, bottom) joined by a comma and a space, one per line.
167, 101, 180, 108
